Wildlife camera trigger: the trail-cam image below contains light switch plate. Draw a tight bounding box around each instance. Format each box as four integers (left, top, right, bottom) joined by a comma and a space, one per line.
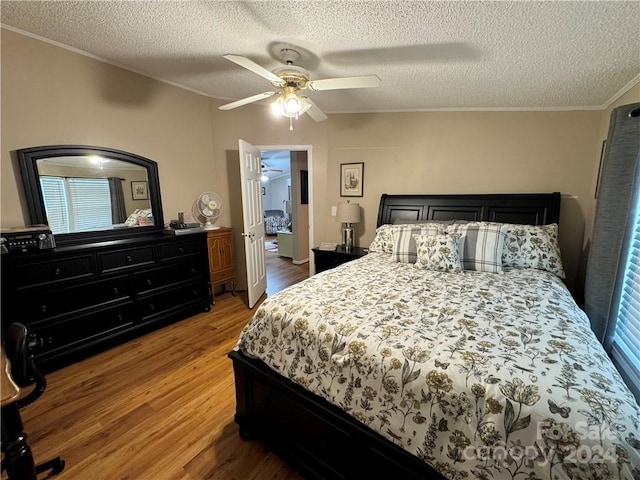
331, 206, 337, 216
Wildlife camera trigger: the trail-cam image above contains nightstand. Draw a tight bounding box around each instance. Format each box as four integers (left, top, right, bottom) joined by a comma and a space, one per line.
312, 246, 368, 273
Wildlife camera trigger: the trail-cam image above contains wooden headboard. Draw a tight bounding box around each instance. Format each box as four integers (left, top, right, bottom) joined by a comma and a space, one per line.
376, 192, 561, 227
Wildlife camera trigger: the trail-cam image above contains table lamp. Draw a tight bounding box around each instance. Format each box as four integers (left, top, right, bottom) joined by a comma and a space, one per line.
337, 201, 360, 251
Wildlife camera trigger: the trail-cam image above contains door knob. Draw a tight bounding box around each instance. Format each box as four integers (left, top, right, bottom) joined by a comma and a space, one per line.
241, 232, 255, 238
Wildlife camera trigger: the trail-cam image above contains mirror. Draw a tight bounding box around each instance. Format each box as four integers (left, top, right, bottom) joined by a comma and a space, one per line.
17, 145, 164, 245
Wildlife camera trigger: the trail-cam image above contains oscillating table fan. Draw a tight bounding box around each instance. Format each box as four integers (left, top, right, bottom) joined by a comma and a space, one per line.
192, 192, 223, 230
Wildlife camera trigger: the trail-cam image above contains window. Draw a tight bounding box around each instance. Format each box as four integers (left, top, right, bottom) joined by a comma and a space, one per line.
611, 193, 640, 400
40, 176, 113, 234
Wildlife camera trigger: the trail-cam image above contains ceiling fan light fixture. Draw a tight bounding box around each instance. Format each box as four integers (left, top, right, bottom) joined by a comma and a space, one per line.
271, 86, 311, 121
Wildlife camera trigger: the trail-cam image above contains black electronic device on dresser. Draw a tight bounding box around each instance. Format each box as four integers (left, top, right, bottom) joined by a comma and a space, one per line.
312, 245, 368, 273
1, 145, 213, 373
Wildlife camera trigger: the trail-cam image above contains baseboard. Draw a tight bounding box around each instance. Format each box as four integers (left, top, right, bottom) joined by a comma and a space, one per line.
292, 258, 309, 265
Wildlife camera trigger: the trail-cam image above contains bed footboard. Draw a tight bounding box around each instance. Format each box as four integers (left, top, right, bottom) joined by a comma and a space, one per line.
229, 350, 444, 480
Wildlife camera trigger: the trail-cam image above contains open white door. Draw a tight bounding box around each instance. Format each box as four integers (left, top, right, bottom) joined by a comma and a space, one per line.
239, 139, 267, 308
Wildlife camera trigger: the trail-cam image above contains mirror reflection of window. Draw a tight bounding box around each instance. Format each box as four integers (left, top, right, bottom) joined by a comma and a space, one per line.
36, 156, 151, 234
40, 176, 114, 234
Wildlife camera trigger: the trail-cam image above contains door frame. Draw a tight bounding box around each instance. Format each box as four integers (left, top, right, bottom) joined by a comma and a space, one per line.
257, 144, 314, 275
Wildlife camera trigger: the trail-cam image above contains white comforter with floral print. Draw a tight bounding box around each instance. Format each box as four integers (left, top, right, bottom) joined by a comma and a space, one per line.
236, 252, 640, 479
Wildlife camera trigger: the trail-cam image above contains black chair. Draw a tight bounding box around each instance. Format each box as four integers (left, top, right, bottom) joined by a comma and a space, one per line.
1, 323, 64, 480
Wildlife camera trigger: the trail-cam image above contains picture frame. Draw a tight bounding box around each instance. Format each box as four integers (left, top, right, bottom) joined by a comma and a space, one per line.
340, 162, 364, 197
131, 181, 148, 200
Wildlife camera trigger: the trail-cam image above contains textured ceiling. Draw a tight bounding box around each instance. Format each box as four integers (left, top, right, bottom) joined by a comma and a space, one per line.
2, 1, 639, 114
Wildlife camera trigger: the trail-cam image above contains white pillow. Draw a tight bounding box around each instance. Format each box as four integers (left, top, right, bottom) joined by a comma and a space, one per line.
502, 223, 565, 279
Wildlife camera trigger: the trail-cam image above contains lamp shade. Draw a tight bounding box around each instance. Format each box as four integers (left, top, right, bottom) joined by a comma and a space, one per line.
337, 202, 360, 224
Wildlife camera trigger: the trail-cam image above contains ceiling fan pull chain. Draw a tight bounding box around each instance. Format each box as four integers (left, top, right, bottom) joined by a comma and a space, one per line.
289, 117, 294, 131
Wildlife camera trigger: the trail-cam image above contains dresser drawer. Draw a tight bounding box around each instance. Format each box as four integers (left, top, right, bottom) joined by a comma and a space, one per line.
13, 255, 93, 288
98, 246, 155, 273
137, 282, 210, 320
32, 302, 135, 359
19, 276, 131, 326
159, 239, 202, 261
134, 261, 205, 295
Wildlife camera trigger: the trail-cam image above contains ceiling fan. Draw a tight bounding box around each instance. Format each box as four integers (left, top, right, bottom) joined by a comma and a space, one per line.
261, 163, 283, 173
218, 48, 381, 128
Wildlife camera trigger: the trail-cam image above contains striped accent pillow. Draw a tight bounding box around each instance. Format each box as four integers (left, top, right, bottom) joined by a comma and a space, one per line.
391, 224, 444, 263
448, 222, 508, 273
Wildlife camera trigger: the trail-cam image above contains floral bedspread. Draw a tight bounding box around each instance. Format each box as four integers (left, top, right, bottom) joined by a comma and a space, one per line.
236, 253, 640, 479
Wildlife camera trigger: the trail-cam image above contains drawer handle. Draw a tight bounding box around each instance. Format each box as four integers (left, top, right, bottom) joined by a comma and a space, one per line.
40, 304, 47, 313
113, 287, 119, 294
54, 267, 61, 276
126, 255, 133, 263
189, 268, 196, 275
146, 279, 153, 286
149, 304, 156, 311
117, 314, 123, 321
178, 247, 185, 254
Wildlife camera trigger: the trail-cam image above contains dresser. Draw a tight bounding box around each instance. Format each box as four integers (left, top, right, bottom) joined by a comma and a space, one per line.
207, 228, 236, 299
0, 232, 212, 373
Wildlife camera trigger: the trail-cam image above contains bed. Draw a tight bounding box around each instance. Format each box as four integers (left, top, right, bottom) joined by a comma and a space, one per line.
229, 193, 640, 480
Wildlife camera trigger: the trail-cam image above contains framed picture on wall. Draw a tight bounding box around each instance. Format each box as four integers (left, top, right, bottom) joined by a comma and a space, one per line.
131, 181, 148, 200
340, 162, 364, 197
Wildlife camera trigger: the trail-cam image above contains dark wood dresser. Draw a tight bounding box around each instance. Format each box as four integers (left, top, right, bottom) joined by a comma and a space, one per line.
0, 232, 212, 373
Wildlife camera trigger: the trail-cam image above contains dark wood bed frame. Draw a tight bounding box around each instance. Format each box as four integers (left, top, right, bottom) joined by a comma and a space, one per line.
228, 192, 561, 480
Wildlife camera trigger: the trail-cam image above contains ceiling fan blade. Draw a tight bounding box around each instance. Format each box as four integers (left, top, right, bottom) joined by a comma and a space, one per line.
218, 91, 276, 110
223, 54, 285, 86
306, 75, 381, 91
301, 97, 328, 122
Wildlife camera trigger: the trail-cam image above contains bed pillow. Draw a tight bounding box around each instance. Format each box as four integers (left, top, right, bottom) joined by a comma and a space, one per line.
392, 218, 454, 225
502, 223, 566, 278
369, 224, 394, 253
447, 222, 508, 273
391, 224, 444, 263
414, 234, 462, 273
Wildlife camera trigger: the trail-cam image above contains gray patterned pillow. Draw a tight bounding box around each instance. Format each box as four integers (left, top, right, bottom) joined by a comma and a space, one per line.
391, 224, 444, 263
370, 223, 445, 255
502, 223, 565, 278
447, 222, 508, 273
414, 234, 462, 273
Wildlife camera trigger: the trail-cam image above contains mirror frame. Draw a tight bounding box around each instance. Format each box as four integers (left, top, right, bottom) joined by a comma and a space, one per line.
17, 144, 164, 246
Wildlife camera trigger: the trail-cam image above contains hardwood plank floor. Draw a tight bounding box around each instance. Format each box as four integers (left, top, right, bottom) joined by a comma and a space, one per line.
4, 258, 309, 480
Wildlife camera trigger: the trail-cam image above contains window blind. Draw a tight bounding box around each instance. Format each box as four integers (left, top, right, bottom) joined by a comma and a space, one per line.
40, 176, 70, 234
611, 196, 640, 400
40, 176, 112, 234
67, 178, 113, 231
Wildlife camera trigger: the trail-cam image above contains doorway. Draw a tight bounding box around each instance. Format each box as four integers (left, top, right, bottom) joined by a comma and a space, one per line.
258, 145, 314, 293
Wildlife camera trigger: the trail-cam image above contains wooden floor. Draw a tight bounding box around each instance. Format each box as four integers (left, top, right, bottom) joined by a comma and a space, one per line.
5, 258, 309, 480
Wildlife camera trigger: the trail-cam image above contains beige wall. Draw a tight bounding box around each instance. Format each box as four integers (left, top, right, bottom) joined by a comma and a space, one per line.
3, 28, 636, 296
290, 151, 309, 263
1, 29, 216, 229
